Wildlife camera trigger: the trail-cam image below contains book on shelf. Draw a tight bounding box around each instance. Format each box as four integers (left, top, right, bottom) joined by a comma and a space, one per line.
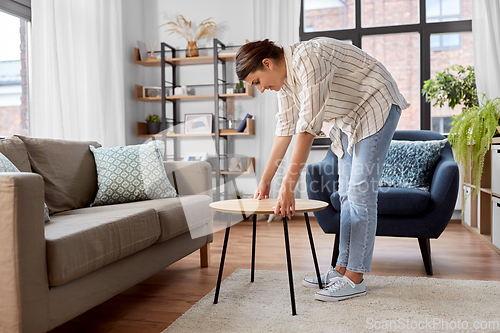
237, 114, 253, 132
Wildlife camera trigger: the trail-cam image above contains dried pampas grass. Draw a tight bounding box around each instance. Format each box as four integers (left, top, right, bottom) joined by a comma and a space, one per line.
160, 15, 217, 42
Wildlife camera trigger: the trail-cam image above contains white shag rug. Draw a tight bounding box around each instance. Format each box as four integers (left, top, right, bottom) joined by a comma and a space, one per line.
163, 269, 500, 333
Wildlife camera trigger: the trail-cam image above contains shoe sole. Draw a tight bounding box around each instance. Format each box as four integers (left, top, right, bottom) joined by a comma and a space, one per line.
315, 291, 367, 302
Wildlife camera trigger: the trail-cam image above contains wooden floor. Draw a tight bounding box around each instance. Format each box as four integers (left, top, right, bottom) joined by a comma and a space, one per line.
50, 218, 500, 333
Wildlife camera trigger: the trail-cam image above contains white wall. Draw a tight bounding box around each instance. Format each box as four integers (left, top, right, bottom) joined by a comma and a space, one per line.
122, 0, 326, 198
122, 0, 146, 145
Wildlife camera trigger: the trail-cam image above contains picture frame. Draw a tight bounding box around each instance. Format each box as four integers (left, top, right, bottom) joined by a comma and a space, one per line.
183, 152, 208, 162
137, 41, 148, 61
228, 156, 245, 172
184, 113, 213, 134
143, 86, 162, 98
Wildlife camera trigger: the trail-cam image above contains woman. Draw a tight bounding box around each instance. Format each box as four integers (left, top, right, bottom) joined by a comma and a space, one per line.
235, 38, 409, 302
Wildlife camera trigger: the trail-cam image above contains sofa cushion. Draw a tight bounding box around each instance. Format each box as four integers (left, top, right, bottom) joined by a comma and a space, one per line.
71, 195, 213, 243
379, 139, 448, 192
0, 136, 31, 172
330, 187, 431, 215
0, 152, 50, 222
89, 141, 177, 206
16, 136, 101, 215
45, 206, 161, 287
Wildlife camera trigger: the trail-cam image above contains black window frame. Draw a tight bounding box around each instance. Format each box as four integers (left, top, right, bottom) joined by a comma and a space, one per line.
299, 0, 472, 131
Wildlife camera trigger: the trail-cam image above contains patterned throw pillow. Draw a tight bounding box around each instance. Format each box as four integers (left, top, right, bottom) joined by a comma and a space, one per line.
0, 152, 50, 222
379, 139, 448, 192
89, 141, 178, 206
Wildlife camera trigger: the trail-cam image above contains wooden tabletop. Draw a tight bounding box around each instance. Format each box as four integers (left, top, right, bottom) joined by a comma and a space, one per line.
209, 198, 328, 214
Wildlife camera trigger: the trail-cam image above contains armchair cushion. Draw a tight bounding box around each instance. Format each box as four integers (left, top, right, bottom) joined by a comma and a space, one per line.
379, 138, 448, 191
330, 187, 431, 215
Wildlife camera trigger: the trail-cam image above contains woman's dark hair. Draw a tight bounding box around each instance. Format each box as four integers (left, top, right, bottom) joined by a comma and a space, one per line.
235, 39, 284, 81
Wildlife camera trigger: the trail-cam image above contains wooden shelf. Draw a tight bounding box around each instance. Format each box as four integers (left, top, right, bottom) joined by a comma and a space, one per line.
492, 137, 500, 144
462, 145, 500, 254
134, 85, 254, 101
136, 118, 255, 138
134, 48, 236, 67
212, 157, 255, 175
481, 188, 492, 194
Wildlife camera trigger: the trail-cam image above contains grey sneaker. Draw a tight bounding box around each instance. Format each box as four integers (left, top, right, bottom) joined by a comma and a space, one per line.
315, 275, 366, 302
302, 266, 343, 288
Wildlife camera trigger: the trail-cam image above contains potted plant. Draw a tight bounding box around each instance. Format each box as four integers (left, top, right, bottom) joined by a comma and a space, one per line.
422, 64, 500, 198
448, 96, 500, 196
235, 81, 246, 94
146, 114, 161, 135
422, 65, 477, 110
160, 15, 217, 58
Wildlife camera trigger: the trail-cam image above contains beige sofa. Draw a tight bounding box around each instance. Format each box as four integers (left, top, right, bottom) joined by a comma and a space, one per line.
0, 136, 213, 333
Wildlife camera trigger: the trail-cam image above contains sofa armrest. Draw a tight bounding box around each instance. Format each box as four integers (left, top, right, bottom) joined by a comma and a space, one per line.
0, 173, 49, 332
163, 161, 213, 197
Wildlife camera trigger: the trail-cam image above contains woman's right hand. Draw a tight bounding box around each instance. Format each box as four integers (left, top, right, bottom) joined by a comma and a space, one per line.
254, 180, 271, 200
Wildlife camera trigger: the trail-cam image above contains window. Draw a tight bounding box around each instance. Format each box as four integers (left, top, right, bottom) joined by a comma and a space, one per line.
300, 0, 473, 132
426, 0, 471, 22
303, 0, 355, 32
363, 33, 421, 130
362, 0, 419, 28
0, 9, 30, 137
430, 31, 473, 134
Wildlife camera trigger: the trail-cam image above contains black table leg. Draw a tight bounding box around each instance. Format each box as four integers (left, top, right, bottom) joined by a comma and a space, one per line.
282, 216, 297, 316
304, 213, 323, 289
251, 214, 257, 282
214, 213, 232, 304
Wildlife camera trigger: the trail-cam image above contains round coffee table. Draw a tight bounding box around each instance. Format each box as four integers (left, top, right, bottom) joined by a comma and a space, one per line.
209, 198, 328, 316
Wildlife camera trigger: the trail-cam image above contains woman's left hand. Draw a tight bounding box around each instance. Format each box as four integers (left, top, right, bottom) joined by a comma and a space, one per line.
275, 185, 295, 217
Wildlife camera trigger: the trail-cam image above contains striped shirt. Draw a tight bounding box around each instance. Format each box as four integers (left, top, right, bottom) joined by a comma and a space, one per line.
276, 37, 410, 158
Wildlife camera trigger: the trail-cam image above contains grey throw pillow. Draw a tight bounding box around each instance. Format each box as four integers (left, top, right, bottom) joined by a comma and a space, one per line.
0, 152, 50, 222
16, 136, 102, 214
379, 139, 448, 192
89, 141, 178, 206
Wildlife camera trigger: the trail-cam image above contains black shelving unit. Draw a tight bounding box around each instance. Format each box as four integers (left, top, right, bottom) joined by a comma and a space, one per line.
157, 38, 250, 202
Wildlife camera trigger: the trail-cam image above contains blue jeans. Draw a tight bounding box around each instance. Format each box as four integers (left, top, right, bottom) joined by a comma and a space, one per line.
336, 104, 401, 273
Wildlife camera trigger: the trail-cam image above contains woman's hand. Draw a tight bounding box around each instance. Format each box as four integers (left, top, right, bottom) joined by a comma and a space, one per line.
275, 185, 295, 217
254, 180, 271, 200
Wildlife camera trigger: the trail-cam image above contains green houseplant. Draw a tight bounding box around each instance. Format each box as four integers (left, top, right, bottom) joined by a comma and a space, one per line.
421, 65, 500, 198
146, 114, 161, 135
422, 64, 477, 110
235, 81, 246, 94
448, 96, 500, 196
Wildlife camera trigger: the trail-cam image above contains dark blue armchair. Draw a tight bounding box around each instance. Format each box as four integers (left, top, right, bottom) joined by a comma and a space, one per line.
306, 130, 459, 275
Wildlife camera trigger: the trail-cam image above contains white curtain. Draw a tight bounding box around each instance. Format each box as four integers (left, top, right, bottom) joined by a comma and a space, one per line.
473, 0, 500, 100
253, 0, 301, 204
31, 0, 126, 147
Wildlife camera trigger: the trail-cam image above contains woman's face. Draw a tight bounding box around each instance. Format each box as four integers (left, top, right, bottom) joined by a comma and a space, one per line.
244, 58, 286, 93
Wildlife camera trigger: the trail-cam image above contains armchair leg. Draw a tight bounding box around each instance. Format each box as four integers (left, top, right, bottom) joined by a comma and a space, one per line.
418, 238, 433, 275
331, 233, 340, 267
